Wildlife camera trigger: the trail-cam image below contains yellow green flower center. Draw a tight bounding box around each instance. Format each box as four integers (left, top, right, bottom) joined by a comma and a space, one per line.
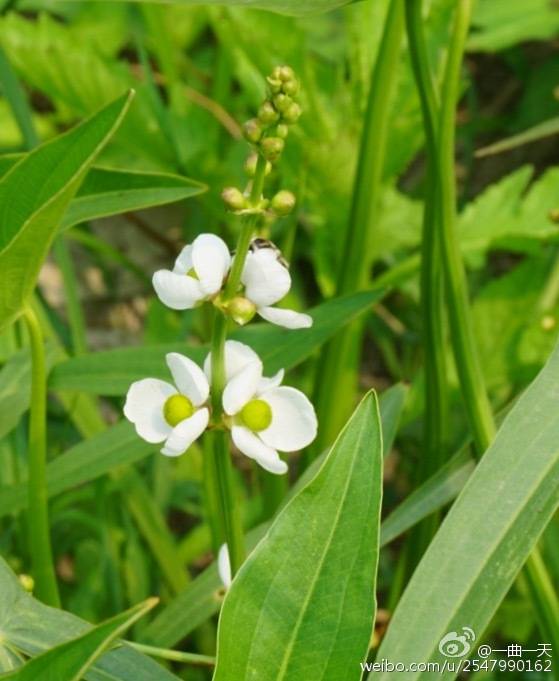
186, 267, 199, 280
163, 394, 194, 427
240, 399, 272, 432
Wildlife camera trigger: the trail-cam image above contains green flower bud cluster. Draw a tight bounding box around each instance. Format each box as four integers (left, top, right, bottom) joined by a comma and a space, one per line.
242, 65, 301, 164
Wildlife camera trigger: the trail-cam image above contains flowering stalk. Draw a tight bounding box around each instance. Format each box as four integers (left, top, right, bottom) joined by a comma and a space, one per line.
22, 306, 60, 607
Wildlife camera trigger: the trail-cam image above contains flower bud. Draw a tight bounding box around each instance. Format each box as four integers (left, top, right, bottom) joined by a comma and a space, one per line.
277, 65, 295, 82
243, 118, 263, 143
222, 187, 246, 212
282, 78, 299, 97
244, 153, 272, 177
273, 93, 292, 113
271, 190, 296, 216
19, 574, 34, 592
276, 123, 289, 139
226, 296, 257, 325
258, 101, 280, 126
260, 136, 284, 162
283, 102, 302, 124
548, 208, 559, 223
266, 76, 283, 94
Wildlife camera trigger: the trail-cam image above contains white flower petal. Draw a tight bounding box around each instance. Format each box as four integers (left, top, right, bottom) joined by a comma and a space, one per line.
232, 426, 288, 475
172, 244, 193, 274
153, 270, 203, 310
241, 249, 291, 307
222, 361, 262, 416
257, 368, 284, 395
165, 353, 209, 407
192, 234, 231, 296
124, 378, 175, 443
204, 340, 261, 383
258, 306, 313, 329
217, 543, 232, 589
259, 386, 317, 452
160, 408, 209, 457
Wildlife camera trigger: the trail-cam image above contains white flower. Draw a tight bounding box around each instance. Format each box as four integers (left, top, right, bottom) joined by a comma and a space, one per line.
153, 234, 231, 310
240, 247, 312, 329
124, 353, 210, 457
205, 341, 317, 475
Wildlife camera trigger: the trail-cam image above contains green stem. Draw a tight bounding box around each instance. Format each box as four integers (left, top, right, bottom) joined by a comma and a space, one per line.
310, 0, 405, 457
204, 152, 268, 575
21, 307, 60, 607
435, 0, 559, 649
436, 0, 495, 453
404, 0, 447, 562
127, 642, 215, 666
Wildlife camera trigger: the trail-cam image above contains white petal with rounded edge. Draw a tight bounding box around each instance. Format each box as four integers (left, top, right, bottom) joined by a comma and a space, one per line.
192, 234, 231, 296
242, 249, 291, 307
166, 353, 209, 406
160, 408, 209, 457
257, 368, 284, 395
124, 378, 175, 443
204, 340, 261, 383
232, 426, 288, 475
259, 386, 317, 452
153, 270, 203, 310
172, 244, 193, 274
217, 544, 232, 589
222, 361, 262, 416
258, 306, 313, 329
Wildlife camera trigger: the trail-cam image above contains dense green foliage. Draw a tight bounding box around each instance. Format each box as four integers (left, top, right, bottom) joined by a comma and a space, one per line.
0, 0, 559, 679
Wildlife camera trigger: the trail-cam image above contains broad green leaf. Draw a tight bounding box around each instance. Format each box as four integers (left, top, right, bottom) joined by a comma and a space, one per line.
143, 385, 404, 648
49, 288, 386, 395
0, 557, 180, 681
0, 91, 132, 331
0, 421, 154, 520
60, 167, 205, 230
0, 156, 206, 230
469, 0, 559, 52
104, 0, 355, 17
371, 339, 559, 680
213, 391, 383, 680
1, 599, 156, 681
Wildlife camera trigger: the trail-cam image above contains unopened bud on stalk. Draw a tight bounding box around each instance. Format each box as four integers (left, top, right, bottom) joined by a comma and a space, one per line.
282, 78, 299, 97
276, 123, 289, 139
243, 118, 263, 144
277, 65, 295, 82
273, 93, 292, 113
261, 136, 284, 162
283, 102, 302, 124
258, 101, 280, 126
548, 208, 559, 223
271, 190, 296, 216
222, 187, 246, 212
19, 574, 34, 592
226, 296, 257, 325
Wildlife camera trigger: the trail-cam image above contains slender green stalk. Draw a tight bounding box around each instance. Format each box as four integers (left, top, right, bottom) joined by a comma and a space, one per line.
21, 307, 60, 607
436, 0, 495, 452
433, 0, 559, 650
404, 0, 447, 562
128, 642, 215, 666
311, 0, 405, 457
204, 152, 268, 575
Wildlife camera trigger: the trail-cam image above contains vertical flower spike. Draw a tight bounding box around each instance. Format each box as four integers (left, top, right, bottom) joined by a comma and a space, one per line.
153, 234, 231, 310
124, 353, 210, 456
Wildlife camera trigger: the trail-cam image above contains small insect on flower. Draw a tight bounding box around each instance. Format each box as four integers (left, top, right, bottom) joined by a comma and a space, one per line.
153, 234, 231, 310
240, 239, 313, 329
124, 353, 210, 456
205, 341, 317, 474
